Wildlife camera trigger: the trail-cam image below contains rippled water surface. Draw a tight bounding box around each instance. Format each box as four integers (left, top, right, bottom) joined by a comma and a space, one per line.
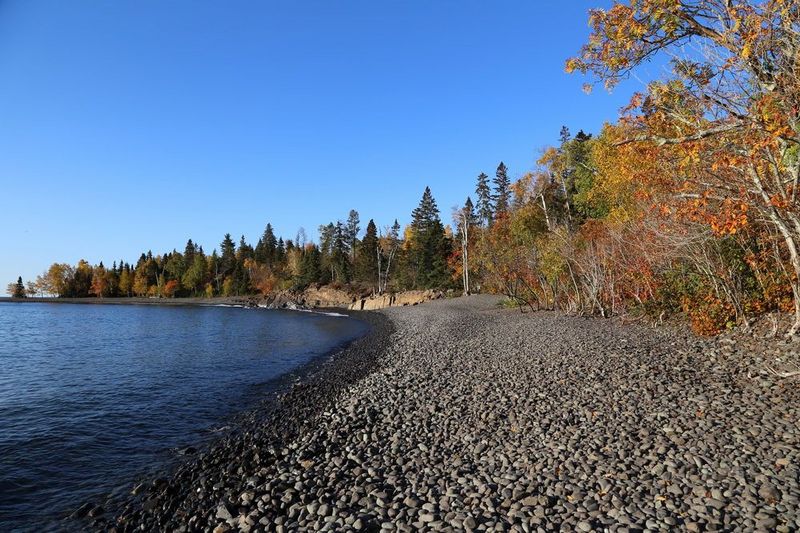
0, 302, 367, 531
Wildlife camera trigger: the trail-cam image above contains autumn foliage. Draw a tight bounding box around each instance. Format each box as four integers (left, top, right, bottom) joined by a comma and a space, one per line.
469, 0, 800, 334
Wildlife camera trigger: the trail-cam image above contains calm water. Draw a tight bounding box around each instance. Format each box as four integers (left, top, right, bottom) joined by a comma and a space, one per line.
0, 302, 367, 531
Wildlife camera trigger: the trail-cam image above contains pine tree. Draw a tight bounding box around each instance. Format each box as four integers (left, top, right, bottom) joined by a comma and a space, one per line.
255, 224, 278, 265
331, 221, 350, 283
493, 162, 511, 216
298, 245, 322, 288
318, 222, 336, 283
237, 235, 254, 261
184, 239, 196, 266
475, 172, 493, 226
464, 196, 479, 226
12, 276, 25, 298
220, 233, 236, 278
410, 187, 450, 289
275, 238, 286, 263
357, 219, 379, 287
559, 125, 571, 146
345, 210, 360, 263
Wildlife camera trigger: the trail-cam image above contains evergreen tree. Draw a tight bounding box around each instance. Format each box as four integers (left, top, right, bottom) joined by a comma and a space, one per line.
220, 233, 236, 278
409, 187, 450, 289
318, 222, 336, 283
331, 221, 350, 283
475, 172, 493, 226
208, 249, 221, 293
255, 223, 278, 265
298, 245, 322, 288
464, 196, 479, 226
184, 239, 196, 266
357, 219, 379, 286
559, 125, 571, 146
13, 276, 25, 298
233, 259, 248, 295
237, 235, 254, 261
275, 238, 286, 263
556, 128, 597, 223
345, 210, 360, 263
493, 162, 511, 216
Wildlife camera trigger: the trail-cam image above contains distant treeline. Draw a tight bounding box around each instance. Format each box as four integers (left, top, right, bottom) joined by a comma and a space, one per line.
15, 185, 460, 300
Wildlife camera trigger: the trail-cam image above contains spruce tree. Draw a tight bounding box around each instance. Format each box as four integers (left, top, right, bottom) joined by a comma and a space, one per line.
357, 219, 379, 287
184, 239, 196, 266
275, 238, 286, 263
263, 224, 277, 264
318, 222, 336, 282
13, 276, 25, 298
464, 196, 479, 226
410, 187, 450, 289
331, 221, 350, 283
275, 237, 286, 263
559, 125, 571, 146
220, 234, 236, 278
298, 245, 322, 288
475, 172, 493, 226
237, 235, 254, 261
493, 162, 511, 216
345, 210, 360, 263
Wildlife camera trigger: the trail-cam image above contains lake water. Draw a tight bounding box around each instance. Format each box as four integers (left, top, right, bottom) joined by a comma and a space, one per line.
0, 302, 368, 532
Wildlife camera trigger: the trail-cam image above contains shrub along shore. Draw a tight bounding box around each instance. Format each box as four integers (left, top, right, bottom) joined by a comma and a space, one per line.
78, 296, 798, 532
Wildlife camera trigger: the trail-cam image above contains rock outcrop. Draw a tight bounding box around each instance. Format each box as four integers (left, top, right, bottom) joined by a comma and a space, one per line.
258, 287, 445, 311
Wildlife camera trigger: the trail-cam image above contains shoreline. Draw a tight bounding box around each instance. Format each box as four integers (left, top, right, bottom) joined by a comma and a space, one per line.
72, 296, 800, 530
73, 307, 394, 531
0, 296, 262, 307
0, 287, 444, 312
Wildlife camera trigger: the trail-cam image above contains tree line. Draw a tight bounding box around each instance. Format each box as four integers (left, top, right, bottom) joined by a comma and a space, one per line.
10, 186, 465, 300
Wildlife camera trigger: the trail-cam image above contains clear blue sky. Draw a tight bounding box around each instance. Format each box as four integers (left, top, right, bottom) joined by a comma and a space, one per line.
0, 0, 657, 285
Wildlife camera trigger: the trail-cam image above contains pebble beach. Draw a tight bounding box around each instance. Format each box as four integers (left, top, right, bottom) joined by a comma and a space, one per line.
100, 295, 799, 532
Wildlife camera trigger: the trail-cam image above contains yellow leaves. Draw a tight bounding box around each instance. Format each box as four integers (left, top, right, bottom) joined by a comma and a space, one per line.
402, 225, 415, 250
537, 146, 559, 167
741, 41, 752, 60
511, 174, 534, 207
564, 58, 581, 74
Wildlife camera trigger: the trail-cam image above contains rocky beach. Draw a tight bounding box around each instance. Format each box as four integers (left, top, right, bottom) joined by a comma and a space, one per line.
96, 295, 798, 532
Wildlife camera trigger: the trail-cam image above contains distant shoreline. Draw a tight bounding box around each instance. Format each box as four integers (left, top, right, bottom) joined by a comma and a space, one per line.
0, 287, 445, 312
0, 296, 259, 307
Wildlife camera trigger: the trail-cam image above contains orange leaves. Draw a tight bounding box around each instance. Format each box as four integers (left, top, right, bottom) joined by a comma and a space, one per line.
162, 280, 179, 298
770, 195, 791, 210
683, 292, 736, 335
250, 264, 279, 296
697, 198, 750, 236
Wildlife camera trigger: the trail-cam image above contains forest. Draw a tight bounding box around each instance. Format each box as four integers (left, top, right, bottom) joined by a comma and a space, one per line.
9, 1, 800, 336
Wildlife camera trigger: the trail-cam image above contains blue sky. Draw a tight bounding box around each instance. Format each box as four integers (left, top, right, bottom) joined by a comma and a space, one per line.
0, 1, 659, 285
